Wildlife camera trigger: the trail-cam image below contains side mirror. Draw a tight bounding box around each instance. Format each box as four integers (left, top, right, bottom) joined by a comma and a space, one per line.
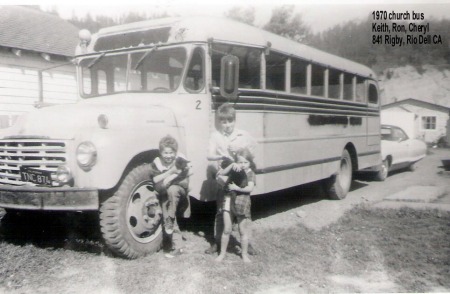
220, 55, 239, 99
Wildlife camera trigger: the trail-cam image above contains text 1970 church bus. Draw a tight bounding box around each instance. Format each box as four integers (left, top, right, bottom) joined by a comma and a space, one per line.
0, 16, 381, 258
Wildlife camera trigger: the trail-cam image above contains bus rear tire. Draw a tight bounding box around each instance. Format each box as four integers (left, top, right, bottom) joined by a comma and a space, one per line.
326, 149, 353, 200
99, 164, 163, 259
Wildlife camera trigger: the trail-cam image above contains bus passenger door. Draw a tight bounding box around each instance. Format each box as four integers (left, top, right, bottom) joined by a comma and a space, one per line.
175, 45, 210, 198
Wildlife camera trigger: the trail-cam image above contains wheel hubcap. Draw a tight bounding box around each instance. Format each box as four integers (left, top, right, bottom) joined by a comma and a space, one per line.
381, 162, 388, 178
126, 181, 162, 243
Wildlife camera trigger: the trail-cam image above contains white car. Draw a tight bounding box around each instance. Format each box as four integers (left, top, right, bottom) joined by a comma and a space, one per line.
376, 125, 427, 181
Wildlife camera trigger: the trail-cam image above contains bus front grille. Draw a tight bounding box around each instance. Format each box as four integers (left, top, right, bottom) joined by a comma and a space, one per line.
0, 139, 67, 186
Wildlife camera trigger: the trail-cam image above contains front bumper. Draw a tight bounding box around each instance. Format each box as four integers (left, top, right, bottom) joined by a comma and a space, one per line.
0, 185, 99, 211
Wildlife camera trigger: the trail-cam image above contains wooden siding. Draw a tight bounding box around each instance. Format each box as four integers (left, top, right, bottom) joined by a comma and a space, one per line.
0, 51, 78, 127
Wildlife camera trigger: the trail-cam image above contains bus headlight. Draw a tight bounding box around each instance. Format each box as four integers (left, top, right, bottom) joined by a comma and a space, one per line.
77, 141, 97, 169
56, 165, 73, 185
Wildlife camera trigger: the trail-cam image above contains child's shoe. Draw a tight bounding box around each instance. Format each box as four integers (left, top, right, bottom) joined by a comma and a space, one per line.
164, 248, 183, 258
205, 243, 218, 254
248, 243, 257, 256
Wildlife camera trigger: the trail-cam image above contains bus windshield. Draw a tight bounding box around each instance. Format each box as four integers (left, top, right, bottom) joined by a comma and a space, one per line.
79, 46, 187, 98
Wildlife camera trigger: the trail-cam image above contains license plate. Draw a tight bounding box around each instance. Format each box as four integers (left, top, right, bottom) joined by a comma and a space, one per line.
20, 167, 53, 186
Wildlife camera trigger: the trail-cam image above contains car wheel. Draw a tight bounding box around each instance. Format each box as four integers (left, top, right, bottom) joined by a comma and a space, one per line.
99, 164, 163, 259
375, 159, 389, 181
325, 149, 352, 200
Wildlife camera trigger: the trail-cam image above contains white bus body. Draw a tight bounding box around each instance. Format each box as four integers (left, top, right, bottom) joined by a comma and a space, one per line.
0, 16, 381, 258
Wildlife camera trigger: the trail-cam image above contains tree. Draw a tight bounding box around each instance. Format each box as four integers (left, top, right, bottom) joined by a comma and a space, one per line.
224, 6, 256, 25
67, 11, 170, 33
309, 15, 450, 72
69, 13, 103, 32
264, 5, 311, 42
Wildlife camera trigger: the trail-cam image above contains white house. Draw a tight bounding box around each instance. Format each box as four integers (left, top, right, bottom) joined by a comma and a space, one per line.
0, 6, 79, 128
381, 98, 450, 144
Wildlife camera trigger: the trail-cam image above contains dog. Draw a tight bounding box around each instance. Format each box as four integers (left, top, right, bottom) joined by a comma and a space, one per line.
221, 157, 247, 193
175, 156, 190, 171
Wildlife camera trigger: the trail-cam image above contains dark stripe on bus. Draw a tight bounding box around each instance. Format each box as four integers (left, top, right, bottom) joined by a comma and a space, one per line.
255, 156, 341, 174
350, 117, 363, 125
212, 90, 379, 117
255, 150, 380, 175
220, 102, 379, 117
239, 92, 377, 111
307, 115, 363, 126
237, 97, 378, 115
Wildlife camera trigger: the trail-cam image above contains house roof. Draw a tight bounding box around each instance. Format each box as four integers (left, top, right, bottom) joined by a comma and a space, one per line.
382, 98, 450, 112
0, 6, 79, 57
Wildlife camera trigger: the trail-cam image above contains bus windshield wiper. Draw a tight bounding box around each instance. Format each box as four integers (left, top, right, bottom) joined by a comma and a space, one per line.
134, 46, 158, 70
87, 52, 106, 68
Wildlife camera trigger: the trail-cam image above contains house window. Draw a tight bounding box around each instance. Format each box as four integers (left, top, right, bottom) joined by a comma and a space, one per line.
422, 116, 436, 130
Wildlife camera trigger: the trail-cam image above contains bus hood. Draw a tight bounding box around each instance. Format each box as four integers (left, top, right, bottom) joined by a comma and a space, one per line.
0, 95, 178, 140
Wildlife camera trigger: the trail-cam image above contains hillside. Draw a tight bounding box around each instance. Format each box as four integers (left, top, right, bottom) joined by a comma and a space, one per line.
379, 65, 450, 107
307, 16, 450, 109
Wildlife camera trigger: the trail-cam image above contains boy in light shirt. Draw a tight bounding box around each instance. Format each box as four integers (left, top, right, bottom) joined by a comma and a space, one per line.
206, 102, 257, 256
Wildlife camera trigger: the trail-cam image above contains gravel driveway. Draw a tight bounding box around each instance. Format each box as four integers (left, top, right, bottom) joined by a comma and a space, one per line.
0, 148, 449, 293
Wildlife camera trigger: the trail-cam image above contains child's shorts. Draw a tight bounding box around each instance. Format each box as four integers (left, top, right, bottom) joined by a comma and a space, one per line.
232, 194, 251, 218
222, 193, 251, 219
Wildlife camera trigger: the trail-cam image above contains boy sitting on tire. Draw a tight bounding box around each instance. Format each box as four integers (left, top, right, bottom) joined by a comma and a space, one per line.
149, 135, 192, 258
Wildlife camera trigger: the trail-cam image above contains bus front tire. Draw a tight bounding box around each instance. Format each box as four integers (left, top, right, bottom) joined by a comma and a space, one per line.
326, 149, 353, 200
99, 164, 163, 259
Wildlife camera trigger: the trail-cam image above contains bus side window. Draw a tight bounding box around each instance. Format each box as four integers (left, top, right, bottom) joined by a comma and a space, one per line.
291, 58, 307, 94
265, 52, 286, 91
239, 48, 261, 89
184, 47, 205, 92
211, 44, 227, 88
355, 77, 366, 102
343, 74, 354, 101
311, 64, 325, 97
212, 44, 261, 90
368, 83, 378, 104
328, 69, 341, 99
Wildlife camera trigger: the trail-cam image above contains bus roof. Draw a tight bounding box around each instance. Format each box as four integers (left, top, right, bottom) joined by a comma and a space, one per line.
84, 16, 376, 79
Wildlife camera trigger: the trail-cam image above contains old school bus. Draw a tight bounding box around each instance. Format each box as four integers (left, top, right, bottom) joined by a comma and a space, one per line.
0, 16, 381, 258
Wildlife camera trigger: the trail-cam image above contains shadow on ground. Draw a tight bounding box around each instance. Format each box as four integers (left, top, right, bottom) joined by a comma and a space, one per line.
181, 180, 332, 244
0, 179, 355, 256
0, 210, 104, 255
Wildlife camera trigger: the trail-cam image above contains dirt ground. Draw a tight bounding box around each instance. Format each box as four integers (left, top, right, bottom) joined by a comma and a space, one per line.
0, 148, 449, 293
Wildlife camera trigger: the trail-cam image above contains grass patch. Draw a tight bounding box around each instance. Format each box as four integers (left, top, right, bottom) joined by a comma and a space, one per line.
0, 207, 449, 293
